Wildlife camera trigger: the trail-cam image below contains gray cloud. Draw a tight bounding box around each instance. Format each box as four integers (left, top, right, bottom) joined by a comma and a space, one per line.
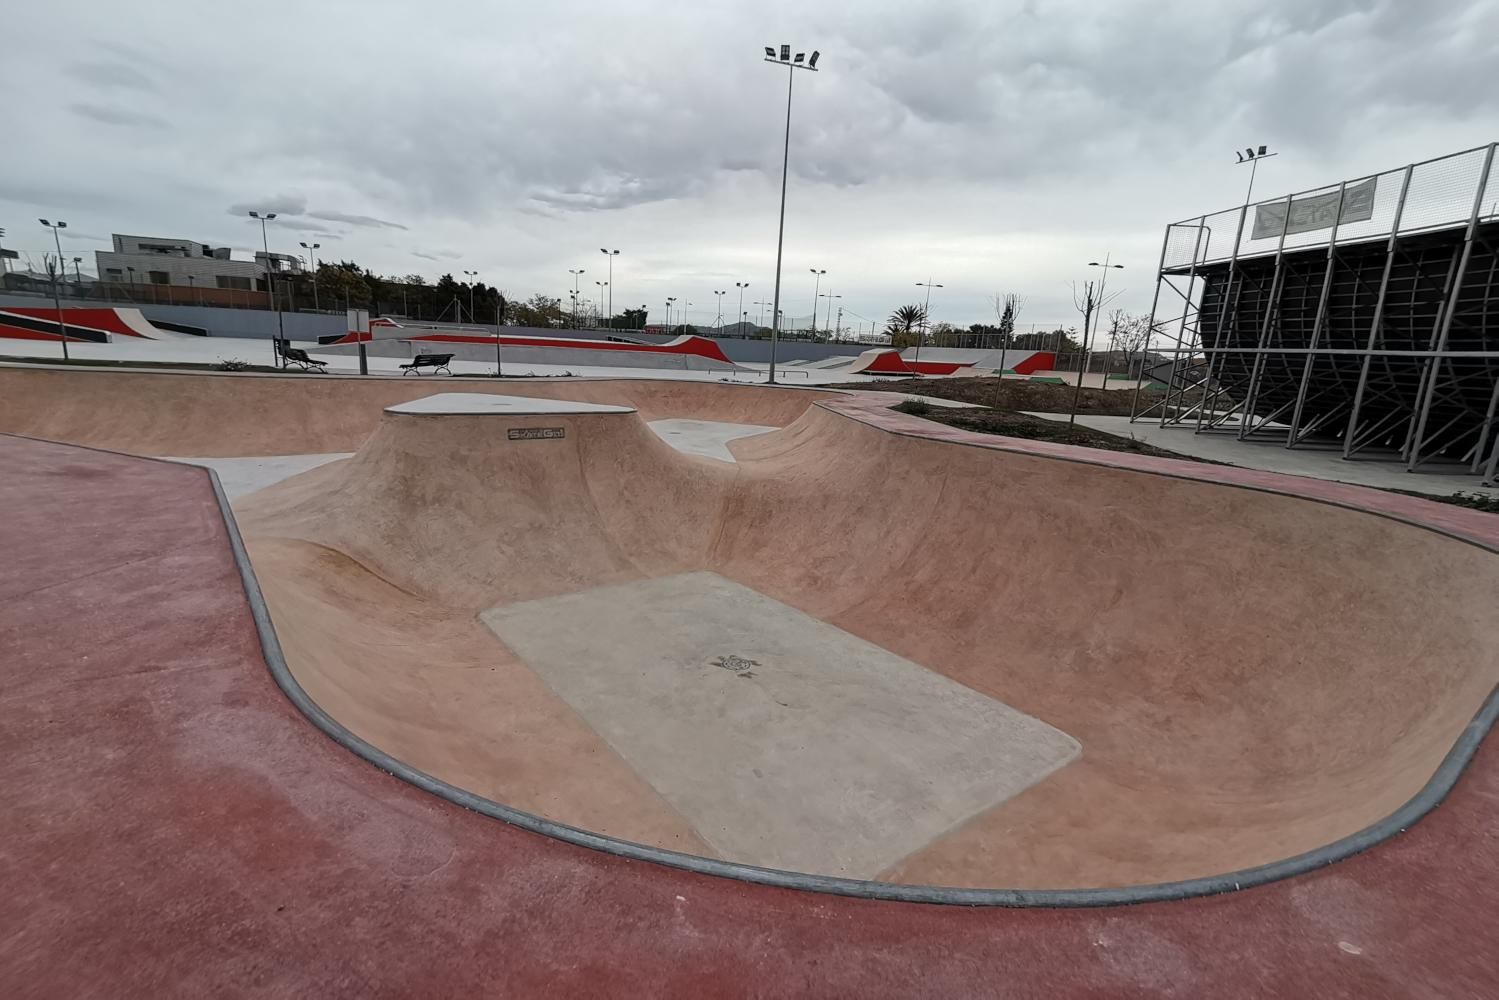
306, 210, 407, 230
3, 0, 1497, 329
69, 103, 169, 129
69, 59, 157, 91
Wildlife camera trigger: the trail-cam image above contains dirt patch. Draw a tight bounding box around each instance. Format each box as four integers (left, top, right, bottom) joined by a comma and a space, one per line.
890, 399, 1211, 461
862, 376, 1163, 416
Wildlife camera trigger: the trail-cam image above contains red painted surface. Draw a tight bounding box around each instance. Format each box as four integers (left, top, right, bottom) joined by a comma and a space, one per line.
0, 306, 158, 341
1011, 350, 1055, 374
326, 322, 733, 364
3, 426, 1498, 998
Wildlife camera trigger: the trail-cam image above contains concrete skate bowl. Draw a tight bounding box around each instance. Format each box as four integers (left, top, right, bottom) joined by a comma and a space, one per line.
3, 364, 1496, 901
216, 385, 1499, 901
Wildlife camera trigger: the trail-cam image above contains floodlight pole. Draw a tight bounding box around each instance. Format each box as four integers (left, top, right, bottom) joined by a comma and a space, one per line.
600, 249, 619, 329
40, 219, 69, 360
764, 45, 819, 383
249, 211, 284, 366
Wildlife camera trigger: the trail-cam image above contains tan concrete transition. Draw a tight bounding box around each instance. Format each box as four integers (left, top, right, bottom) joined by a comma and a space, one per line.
7, 365, 1497, 889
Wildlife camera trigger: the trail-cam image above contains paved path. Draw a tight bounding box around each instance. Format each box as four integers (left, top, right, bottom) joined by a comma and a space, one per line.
3, 430, 1498, 998
1027, 411, 1499, 498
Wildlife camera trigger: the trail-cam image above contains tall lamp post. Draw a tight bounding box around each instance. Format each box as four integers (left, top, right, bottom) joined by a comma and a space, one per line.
735, 281, 750, 336
568, 268, 586, 328
820, 291, 841, 339
299, 241, 321, 311
807, 268, 826, 338
712, 289, 727, 329
1067, 256, 1125, 425
1236, 145, 1277, 205
594, 280, 608, 329
914, 278, 943, 364
248, 210, 284, 365
665, 296, 677, 333
463, 269, 478, 323
39, 218, 69, 359
763, 42, 820, 383
599, 248, 619, 329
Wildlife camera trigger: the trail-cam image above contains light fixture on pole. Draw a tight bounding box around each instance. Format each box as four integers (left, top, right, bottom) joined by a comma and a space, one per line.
763, 42, 821, 383
599, 248, 619, 329
463, 269, 479, 323
71, 256, 83, 284
713, 289, 727, 329
299, 241, 321, 311
665, 296, 677, 332
820, 291, 841, 339
248, 210, 284, 365
735, 281, 750, 336
568, 268, 586, 328
1068, 256, 1125, 425
1235, 145, 1278, 205
914, 279, 943, 365
594, 280, 608, 329
38, 218, 69, 359
807, 268, 826, 338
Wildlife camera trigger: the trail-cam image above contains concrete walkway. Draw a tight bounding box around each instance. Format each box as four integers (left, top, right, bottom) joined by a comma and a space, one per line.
1028, 412, 1499, 499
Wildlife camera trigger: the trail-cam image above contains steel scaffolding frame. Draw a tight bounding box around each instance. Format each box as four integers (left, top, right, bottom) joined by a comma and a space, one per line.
1133, 143, 1499, 484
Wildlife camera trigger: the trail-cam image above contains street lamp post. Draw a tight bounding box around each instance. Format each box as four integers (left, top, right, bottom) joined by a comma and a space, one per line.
820, 292, 841, 338
463, 269, 478, 323
568, 269, 586, 328
599, 249, 619, 329
1067, 256, 1125, 425
735, 281, 750, 336
71, 256, 83, 285
594, 281, 608, 329
300, 241, 321, 311
665, 296, 677, 333
713, 289, 727, 329
763, 42, 820, 383
248, 210, 284, 366
807, 268, 825, 339
39, 218, 69, 359
1236, 145, 1278, 205
914, 279, 943, 364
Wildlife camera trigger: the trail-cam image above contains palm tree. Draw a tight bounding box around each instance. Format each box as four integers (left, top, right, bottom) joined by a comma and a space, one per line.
885, 304, 926, 347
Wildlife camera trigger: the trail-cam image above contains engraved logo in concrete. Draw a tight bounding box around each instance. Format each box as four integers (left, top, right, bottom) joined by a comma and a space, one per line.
507, 427, 566, 441
710, 654, 759, 679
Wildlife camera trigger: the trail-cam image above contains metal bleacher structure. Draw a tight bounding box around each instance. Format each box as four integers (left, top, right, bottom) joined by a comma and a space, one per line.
1133, 142, 1499, 485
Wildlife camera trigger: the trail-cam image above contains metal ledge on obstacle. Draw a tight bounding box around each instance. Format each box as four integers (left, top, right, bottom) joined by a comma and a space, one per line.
384, 393, 636, 416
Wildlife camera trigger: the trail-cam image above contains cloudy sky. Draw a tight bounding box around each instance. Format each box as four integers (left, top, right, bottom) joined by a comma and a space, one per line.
3, 0, 1497, 331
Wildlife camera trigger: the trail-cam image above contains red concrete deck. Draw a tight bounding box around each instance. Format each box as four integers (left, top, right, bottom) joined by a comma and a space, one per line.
3, 430, 1498, 998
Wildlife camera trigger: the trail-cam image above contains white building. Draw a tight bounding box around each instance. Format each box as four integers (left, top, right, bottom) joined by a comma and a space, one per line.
95, 234, 302, 292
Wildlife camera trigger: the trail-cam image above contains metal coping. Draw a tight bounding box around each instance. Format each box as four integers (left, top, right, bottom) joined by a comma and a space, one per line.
184, 418, 1499, 908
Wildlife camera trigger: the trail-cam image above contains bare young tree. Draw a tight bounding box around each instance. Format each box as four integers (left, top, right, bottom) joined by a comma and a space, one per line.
1068, 279, 1125, 425
990, 292, 1025, 367
1114, 311, 1152, 377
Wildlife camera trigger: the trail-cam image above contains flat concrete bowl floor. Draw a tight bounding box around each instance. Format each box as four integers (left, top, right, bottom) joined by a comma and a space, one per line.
4, 365, 1499, 891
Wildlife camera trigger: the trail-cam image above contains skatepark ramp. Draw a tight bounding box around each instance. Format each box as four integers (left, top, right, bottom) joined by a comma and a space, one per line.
166, 375, 1498, 894
0, 306, 198, 343
2, 366, 1496, 895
